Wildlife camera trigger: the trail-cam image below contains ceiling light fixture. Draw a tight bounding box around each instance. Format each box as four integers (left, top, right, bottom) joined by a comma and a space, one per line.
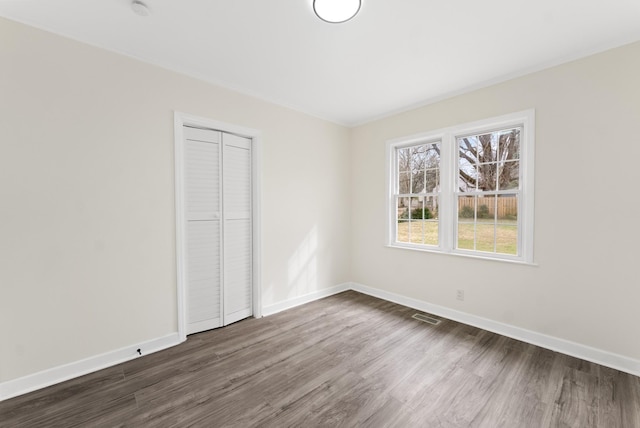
313, 0, 361, 23
131, 0, 151, 17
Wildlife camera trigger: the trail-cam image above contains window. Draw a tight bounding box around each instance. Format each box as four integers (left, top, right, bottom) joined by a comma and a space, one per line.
396, 142, 441, 246
387, 110, 534, 263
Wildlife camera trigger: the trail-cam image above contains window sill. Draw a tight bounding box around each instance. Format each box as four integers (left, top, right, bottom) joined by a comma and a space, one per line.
385, 243, 538, 266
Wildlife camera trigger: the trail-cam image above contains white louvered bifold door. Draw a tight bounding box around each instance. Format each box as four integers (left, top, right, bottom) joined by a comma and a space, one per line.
184, 127, 223, 334
222, 134, 252, 325
183, 126, 253, 334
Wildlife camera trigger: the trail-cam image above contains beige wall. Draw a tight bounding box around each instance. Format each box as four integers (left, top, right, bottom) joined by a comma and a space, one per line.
0, 17, 351, 382
351, 41, 640, 360
2, 14, 639, 387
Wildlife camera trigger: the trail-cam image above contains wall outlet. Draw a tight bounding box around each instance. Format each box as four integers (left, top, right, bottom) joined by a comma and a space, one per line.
456, 289, 465, 301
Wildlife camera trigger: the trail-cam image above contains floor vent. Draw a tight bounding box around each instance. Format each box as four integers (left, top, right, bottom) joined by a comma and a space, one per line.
412, 313, 442, 325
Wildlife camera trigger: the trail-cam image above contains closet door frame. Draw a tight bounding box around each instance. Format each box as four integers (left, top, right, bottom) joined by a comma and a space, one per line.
174, 111, 262, 342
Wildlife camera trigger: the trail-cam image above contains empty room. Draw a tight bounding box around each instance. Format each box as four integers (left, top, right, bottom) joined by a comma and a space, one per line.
1, 0, 639, 426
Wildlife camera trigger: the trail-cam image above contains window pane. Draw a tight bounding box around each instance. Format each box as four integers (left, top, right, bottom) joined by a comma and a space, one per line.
457, 195, 475, 250
411, 169, 425, 193
425, 195, 439, 219
496, 194, 517, 255
423, 220, 439, 246
409, 196, 422, 220
397, 220, 409, 243
410, 221, 424, 244
458, 195, 475, 219
398, 197, 409, 219
397, 197, 410, 243
395, 195, 441, 246
457, 222, 474, 250
459, 129, 520, 193
458, 139, 477, 192
477, 162, 497, 191
421, 194, 439, 245
477, 133, 498, 164
425, 143, 441, 168
498, 160, 519, 191
425, 168, 439, 193
456, 195, 518, 254
498, 128, 521, 161
496, 225, 518, 255
426, 143, 441, 195
476, 223, 495, 252
477, 195, 496, 221
497, 194, 518, 221
410, 145, 426, 171
399, 172, 410, 194
459, 136, 477, 159
397, 147, 410, 172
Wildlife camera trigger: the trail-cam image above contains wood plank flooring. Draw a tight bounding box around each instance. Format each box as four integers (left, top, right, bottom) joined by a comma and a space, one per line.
2, 291, 639, 427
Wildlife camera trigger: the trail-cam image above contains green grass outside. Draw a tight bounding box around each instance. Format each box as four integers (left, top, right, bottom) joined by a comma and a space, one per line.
397, 219, 517, 255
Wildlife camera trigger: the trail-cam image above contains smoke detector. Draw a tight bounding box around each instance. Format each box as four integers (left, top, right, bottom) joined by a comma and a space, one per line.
131, 1, 151, 17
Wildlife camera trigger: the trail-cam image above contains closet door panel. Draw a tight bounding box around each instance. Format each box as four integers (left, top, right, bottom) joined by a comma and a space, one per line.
184, 127, 223, 334
223, 134, 252, 325
223, 219, 252, 324
183, 127, 252, 333
186, 220, 221, 332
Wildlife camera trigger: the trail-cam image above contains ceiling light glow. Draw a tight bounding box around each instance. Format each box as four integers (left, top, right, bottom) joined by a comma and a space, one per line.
313, 0, 361, 23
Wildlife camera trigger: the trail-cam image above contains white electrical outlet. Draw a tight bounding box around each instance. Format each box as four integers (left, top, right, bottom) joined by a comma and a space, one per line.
456, 289, 465, 301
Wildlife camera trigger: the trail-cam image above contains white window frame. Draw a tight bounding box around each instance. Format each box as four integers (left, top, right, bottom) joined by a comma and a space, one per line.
386, 110, 535, 264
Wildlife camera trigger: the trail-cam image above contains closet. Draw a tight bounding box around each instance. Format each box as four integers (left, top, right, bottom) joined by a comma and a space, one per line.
183, 126, 252, 334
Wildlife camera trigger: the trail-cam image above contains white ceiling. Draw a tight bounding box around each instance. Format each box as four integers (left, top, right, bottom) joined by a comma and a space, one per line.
2, 0, 640, 126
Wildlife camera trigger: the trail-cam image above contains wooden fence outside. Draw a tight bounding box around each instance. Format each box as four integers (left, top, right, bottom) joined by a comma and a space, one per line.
458, 196, 517, 219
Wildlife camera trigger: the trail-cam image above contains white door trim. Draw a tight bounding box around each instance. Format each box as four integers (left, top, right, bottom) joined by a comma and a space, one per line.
174, 111, 263, 341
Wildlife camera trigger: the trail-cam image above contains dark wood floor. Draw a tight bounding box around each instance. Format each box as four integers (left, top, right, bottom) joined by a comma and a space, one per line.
2, 291, 639, 427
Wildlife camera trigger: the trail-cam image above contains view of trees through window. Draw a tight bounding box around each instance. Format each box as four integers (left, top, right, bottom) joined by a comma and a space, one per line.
396, 142, 440, 246
389, 111, 533, 262
394, 127, 521, 255
457, 127, 520, 255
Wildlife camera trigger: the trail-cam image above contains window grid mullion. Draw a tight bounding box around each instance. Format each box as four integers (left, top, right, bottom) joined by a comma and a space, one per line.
494, 194, 498, 252
473, 195, 477, 251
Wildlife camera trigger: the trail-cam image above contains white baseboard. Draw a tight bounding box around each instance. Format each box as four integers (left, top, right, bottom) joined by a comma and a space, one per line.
350, 282, 640, 378
0, 333, 183, 402
4, 281, 639, 402
262, 283, 350, 317
1, 283, 351, 402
